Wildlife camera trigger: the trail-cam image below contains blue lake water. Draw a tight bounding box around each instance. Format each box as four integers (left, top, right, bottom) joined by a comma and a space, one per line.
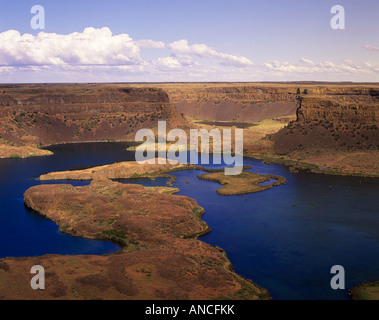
1, 142, 379, 300
0, 142, 137, 257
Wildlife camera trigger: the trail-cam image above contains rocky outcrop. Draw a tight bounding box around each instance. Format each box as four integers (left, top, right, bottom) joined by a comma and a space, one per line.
159, 83, 379, 124
296, 97, 378, 124
167, 84, 299, 122
265, 87, 379, 176
274, 95, 379, 154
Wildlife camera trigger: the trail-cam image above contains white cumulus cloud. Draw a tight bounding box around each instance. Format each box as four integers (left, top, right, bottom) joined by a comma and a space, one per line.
168, 39, 254, 67
0, 27, 141, 66
300, 58, 315, 66
153, 56, 182, 70
264, 59, 372, 75
0, 28, 254, 69
135, 39, 165, 49
1, 27, 378, 82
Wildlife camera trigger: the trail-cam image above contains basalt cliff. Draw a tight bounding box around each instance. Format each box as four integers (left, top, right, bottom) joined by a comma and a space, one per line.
165, 84, 298, 122
1, 82, 378, 175
269, 86, 379, 176
274, 87, 379, 153
0, 84, 189, 157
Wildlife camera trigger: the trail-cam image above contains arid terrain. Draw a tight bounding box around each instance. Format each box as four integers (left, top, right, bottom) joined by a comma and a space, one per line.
197, 169, 286, 195
351, 281, 379, 300
1, 82, 377, 176
0, 82, 378, 300
0, 84, 190, 158
0, 172, 270, 300
161, 83, 379, 177
38, 158, 195, 181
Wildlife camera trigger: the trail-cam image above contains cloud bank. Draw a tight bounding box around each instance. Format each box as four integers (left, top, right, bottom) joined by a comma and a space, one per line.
0, 27, 378, 82
0, 27, 141, 66
0, 27, 253, 68
264, 58, 371, 76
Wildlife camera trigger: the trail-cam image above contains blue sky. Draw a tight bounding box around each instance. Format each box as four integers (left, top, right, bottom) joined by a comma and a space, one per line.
0, 0, 378, 82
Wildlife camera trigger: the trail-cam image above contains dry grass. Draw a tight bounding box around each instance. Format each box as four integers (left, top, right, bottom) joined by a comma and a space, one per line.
351, 281, 379, 300
197, 170, 286, 195
1, 178, 272, 300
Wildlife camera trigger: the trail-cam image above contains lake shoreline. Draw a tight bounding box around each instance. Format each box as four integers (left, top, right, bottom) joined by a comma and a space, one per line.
2, 139, 378, 178
0, 176, 271, 300
1, 142, 378, 299
246, 153, 379, 178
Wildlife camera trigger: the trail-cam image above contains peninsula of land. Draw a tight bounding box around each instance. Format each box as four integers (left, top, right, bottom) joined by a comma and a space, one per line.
0, 160, 271, 300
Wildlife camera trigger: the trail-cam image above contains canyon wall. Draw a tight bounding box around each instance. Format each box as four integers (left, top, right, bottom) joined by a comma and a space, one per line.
0, 85, 189, 147
273, 88, 379, 154
167, 84, 298, 122
1, 82, 378, 163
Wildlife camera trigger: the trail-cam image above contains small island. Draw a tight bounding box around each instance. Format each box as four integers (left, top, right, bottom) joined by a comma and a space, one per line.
197, 169, 286, 195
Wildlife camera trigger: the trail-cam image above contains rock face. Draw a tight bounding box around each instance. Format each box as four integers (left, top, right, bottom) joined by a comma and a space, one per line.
266, 87, 379, 176
2, 82, 378, 174
167, 83, 379, 123
167, 84, 298, 122
297, 96, 378, 124
0, 84, 190, 148
274, 94, 379, 154
0, 178, 271, 300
